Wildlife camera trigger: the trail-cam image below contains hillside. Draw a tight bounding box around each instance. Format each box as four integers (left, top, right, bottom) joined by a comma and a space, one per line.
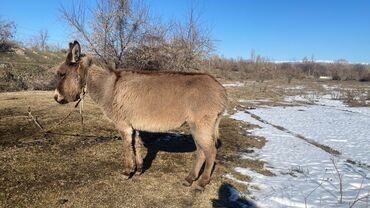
0, 48, 64, 92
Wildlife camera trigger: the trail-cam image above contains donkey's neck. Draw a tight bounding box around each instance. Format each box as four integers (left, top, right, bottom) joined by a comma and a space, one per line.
86, 65, 117, 115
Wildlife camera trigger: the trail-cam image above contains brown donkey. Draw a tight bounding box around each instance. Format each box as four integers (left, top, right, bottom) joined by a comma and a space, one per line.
54, 41, 227, 189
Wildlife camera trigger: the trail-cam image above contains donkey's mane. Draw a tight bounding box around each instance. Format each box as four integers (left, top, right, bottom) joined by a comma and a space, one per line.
120, 70, 208, 76
85, 55, 114, 71
87, 56, 212, 77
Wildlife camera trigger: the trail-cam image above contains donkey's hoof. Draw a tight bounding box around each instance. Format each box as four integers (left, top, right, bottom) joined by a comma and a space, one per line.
120, 174, 130, 180
135, 167, 143, 175
194, 184, 205, 192
182, 176, 194, 187
182, 174, 195, 187
183, 177, 194, 187
198, 178, 210, 188
182, 180, 192, 187
122, 171, 133, 180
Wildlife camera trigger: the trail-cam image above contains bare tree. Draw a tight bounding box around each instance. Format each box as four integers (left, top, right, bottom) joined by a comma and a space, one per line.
0, 17, 16, 51
169, 5, 214, 70
28, 29, 49, 51
38, 29, 49, 51
131, 4, 215, 71
250, 49, 256, 62
60, 0, 214, 71
60, 0, 150, 68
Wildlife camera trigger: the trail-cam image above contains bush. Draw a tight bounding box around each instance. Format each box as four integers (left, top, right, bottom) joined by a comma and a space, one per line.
358, 71, 370, 82
201, 55, 370, 82
0, 63, 58, 92
0, 18, 16, 52
0, 40, 17, 52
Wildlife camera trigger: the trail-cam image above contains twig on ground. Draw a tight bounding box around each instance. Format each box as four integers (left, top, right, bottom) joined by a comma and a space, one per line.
27, 106, 44, 130
351, 177, 365, 207
303, 169, 327, 208
330, 158, 343, 204
350, 190, 370, 208
44, 131, 118, 139
304, 180, 324, 208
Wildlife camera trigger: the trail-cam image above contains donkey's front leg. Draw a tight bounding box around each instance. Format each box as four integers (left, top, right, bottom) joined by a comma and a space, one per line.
119, 128, 135, 179
133, 130, 144, 175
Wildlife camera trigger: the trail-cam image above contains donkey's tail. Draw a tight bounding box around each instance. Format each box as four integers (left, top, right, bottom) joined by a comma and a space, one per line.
213, 113, 223, 148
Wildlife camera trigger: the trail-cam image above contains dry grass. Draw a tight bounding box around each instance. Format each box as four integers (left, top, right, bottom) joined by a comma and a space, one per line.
225, 79, 370, 111
0, 91, 267, 207
0, 49, 64, 92
3, 78, 367, 207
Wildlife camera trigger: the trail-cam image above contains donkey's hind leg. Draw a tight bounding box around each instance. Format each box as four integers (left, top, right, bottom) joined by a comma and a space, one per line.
133, 130, 144, 175
184, 140, 205, 186
185, 118, 217, 189
195, 132, 217, 189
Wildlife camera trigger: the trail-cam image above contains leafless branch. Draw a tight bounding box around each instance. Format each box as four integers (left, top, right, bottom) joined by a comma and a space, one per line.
304, 179, 325, 208
350, 190, 370, 208
60, 0, 213, 71
330, 158, 343, 204
60, 0, 104, 59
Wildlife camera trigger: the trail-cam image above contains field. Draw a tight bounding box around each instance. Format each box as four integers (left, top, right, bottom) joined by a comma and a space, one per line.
0, 89, 266, 207
0, 48, 64, 92
1, 49, 370, 207
2, 1, 370, 207
227, 80, 370, 207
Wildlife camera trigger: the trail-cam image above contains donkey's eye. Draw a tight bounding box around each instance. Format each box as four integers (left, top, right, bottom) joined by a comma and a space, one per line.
57, 72, 66, 78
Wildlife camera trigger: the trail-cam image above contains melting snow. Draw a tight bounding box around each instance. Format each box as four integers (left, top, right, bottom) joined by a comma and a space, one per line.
223, 82, 244, 87
230, 97, 370, 207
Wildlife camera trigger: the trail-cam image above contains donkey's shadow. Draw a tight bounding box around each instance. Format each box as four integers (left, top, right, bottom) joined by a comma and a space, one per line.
139, 131, 196, 172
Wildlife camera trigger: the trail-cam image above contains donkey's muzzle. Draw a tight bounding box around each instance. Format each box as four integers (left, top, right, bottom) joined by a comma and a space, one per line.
54, 90, 68, 104
54, 95, 68, 104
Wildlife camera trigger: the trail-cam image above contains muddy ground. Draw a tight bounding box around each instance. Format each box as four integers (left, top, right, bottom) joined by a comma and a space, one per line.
0, 90, 268, 208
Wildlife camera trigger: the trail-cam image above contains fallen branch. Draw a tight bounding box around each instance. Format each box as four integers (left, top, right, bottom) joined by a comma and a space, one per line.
28, 106, 44, 130
350, 192, 370, 208
349, 179, 370, 208
44, 131, 117, 139
304, 178, 324, 208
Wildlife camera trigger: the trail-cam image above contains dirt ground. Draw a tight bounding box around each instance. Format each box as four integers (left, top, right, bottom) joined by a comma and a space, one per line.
0, 90, 267, 208
2, 79, 367, 207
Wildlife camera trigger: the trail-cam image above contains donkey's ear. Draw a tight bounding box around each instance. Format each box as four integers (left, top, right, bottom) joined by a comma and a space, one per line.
69, 42, 73, 50
66, 41, 81, 64
71, 41, 81, 63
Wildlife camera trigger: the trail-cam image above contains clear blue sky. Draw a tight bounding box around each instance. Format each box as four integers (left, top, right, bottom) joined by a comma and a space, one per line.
1, 0, 369, 63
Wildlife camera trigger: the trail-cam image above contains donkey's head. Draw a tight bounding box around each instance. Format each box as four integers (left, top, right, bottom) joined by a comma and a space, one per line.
54, 41, 86, 104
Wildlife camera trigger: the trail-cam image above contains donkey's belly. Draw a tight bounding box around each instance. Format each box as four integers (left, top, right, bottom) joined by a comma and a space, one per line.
130, 113, 186, 132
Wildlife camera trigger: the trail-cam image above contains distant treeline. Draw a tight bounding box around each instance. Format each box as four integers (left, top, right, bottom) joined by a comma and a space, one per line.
203, 56, 370, 82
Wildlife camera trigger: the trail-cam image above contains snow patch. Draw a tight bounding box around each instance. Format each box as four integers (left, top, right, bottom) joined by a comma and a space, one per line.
223, 82, 244, 87
230, 106, 370, 207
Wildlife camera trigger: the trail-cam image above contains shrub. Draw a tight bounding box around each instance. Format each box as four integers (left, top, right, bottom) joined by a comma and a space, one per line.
0, 18, 16, 52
